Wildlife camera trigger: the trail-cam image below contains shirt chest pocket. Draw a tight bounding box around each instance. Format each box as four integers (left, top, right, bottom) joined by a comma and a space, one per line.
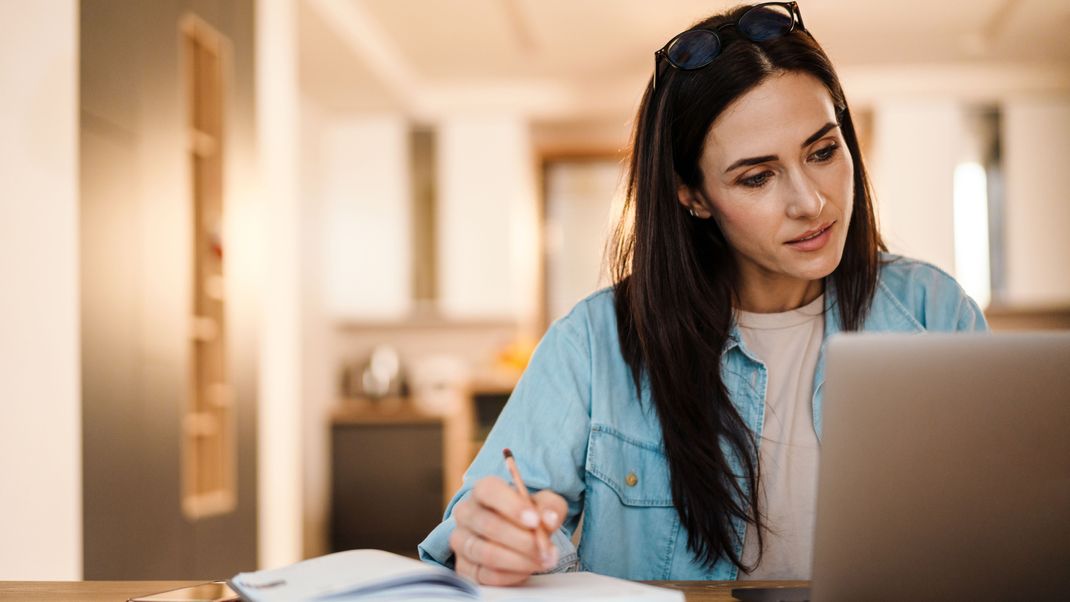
580, 425, 679, 579
586, 425, 674, 505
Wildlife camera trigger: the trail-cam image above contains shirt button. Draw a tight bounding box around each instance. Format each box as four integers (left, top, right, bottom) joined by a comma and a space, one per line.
625, 472, 638, 487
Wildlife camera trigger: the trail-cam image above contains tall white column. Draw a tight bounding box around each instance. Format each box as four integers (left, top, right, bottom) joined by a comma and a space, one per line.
0, 0, 81, 579
257, 0, 304, 569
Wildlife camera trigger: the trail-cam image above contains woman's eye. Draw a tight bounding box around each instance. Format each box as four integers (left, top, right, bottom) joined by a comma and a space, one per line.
811, 142, 840, 162
740, 171, 773, 188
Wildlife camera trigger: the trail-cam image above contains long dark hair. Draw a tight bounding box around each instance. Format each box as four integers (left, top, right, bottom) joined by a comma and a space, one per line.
611, 6, 884, 573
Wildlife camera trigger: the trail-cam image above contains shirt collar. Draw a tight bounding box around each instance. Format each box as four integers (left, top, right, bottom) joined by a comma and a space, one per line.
725, 275, 924, 370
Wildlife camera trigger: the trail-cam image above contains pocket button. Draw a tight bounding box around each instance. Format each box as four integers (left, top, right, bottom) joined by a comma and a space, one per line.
625, 472, 638, 487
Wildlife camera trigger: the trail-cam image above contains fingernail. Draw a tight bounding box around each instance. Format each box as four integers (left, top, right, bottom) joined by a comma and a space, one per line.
542, 546, 558, 569
542, 510, 559, 528
521, 509, 539, 528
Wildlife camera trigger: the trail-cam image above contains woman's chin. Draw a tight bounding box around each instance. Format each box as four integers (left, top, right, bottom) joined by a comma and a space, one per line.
784, 244, 844, 282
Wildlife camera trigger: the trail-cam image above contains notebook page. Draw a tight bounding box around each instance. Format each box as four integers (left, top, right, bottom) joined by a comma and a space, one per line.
482, 572, 684, 601
230, 550, 476, 602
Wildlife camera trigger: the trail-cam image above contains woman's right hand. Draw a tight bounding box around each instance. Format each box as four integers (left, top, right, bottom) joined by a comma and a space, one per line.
449, 475, 567, 586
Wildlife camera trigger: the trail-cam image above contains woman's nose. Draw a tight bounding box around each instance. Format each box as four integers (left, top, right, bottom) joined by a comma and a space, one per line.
786, 171, 825, 219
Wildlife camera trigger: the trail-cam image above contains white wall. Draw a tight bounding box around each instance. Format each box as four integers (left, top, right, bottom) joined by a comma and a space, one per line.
436, 115, 540, 327
544, 160, 621, 322
868, 101, 963, 276
1002, 97, 1070, 306
0, 0, 81, 579
846, 64, 1070, 306
320, 115, 412, 320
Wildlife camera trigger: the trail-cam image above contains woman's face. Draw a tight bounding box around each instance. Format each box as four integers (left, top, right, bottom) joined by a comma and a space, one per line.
680, 71, 854, 303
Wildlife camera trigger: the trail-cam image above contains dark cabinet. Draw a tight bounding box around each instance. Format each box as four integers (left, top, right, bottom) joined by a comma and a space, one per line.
333, 402, 451, 560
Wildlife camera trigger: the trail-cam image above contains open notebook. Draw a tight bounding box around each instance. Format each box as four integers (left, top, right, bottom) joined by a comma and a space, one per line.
229, 549, 683, 601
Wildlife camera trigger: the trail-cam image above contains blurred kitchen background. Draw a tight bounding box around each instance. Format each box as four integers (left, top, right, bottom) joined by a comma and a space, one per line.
2, 0, 1068, 582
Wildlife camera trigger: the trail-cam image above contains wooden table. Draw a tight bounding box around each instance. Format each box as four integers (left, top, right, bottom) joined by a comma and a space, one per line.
655, 581, 810, 601
0, 581, 204, 601
0, 580, 809, 601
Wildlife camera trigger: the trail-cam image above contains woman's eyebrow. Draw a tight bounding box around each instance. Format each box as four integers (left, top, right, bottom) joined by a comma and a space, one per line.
801, 122, 838, 148
723, 154, 777, 174
723, 122, 840, 174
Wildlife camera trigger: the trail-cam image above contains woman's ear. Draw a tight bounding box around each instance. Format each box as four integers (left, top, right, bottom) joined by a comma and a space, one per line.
676, 184, 713, 219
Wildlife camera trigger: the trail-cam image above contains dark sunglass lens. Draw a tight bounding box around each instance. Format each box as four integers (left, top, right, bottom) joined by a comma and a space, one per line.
666, 30, 721, 70
738, 4, 793, 42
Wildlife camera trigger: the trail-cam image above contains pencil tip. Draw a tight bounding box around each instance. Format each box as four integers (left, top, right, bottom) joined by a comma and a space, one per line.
502, 448, 513, 459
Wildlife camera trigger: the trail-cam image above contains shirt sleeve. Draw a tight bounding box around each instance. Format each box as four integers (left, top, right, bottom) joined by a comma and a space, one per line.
923, 265, 989, 332
417, 306, 594, 572
896, 256, 990, 333
952, 291, 989, 332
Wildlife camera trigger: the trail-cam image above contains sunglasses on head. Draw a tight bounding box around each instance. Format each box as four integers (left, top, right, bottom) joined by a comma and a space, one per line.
653, 1, 807, 91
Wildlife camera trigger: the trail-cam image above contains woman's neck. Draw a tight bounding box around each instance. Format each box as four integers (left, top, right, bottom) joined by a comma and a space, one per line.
735, 276, 825, 314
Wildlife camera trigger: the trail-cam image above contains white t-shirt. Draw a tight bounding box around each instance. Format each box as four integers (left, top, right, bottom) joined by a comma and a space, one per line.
736, 294, 824, 580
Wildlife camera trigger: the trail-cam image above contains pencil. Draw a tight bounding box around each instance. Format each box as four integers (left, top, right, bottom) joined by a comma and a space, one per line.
502, 448, 552, 564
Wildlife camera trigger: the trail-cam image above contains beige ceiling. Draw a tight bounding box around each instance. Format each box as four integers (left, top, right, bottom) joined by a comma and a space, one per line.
299, 0, 1070, 119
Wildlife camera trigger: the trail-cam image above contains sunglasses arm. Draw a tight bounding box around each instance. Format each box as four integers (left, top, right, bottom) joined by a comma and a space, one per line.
790, 2, 806, 32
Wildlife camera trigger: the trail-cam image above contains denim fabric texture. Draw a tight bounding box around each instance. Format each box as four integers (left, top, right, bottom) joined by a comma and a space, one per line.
418, 254, 988, 580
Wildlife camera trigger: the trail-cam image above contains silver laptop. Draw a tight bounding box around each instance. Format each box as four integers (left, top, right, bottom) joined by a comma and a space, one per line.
807, 332, 1070, 601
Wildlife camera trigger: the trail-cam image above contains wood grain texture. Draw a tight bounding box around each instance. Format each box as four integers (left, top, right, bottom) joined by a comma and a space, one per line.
651, 580, 810, 601
0, 580, 810, 601
0, 581, 205, 601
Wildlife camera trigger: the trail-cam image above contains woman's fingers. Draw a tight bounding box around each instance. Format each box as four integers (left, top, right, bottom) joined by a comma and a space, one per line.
455, 556, 529, 587
471, 476, 542, 530
452, 477, 570, 578
528, 490, 566, 567
531, 490, 568, 531
449, 526, 542, 575
453, 496, 542, 559
470, 478, 563, 567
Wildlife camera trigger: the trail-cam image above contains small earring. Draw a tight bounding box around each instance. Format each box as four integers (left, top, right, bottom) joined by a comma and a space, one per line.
688, 208, 697, 217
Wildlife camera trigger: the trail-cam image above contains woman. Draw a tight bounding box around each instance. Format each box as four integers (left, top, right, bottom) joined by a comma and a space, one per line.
419, 1, 986, 584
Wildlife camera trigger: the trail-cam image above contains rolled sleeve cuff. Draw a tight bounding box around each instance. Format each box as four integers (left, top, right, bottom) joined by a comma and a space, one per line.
545, 528, 581, 573
418, 516, 458, 569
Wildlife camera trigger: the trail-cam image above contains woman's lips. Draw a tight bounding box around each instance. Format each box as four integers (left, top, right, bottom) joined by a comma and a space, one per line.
786, 221, 834, 251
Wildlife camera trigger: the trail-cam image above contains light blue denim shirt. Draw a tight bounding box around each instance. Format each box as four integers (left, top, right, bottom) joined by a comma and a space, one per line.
418, 254, 988, 580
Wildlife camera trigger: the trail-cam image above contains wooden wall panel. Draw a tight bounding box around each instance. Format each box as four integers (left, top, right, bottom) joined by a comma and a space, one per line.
80, 0, 257, 580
